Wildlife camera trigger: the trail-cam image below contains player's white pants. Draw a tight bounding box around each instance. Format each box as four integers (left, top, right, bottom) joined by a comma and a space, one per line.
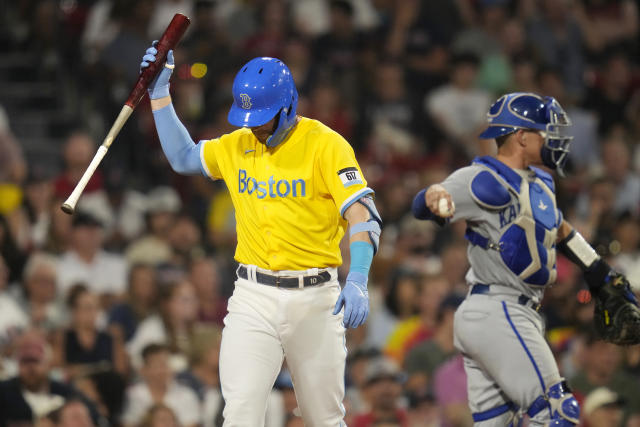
454, 290, 564, 427
219, 268, 347, 427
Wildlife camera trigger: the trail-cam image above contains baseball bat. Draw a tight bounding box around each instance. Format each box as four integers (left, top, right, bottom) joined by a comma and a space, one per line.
61, 13, 191, 215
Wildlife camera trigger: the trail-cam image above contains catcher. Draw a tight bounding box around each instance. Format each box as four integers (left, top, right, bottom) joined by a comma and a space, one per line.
412, 92, 640, 426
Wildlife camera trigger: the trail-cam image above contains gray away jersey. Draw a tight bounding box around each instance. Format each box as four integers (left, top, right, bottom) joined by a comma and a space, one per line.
442, 164, 562, 301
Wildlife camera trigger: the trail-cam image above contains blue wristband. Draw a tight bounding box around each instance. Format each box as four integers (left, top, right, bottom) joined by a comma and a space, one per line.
349, 241, 374, 277
412, 188, 448, 226
149, 83, 170, 100
412, 188, 433, 219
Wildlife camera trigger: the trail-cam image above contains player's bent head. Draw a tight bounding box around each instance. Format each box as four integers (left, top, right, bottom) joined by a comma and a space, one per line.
228, 57, 298, 127
227, 57, 299, 147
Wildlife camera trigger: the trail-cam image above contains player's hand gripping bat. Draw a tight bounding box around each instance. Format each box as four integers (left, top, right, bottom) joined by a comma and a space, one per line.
61, 13, 190, 214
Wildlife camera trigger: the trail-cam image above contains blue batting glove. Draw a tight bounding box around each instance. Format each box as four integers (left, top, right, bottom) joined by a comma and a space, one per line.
333, 271, 369, 328
140, 40, 174, 100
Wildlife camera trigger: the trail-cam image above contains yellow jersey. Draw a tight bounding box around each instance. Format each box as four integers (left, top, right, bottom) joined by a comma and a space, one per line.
200, 117, 372, 270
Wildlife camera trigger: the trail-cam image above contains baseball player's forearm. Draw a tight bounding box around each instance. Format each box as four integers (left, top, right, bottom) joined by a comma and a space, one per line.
334, 201, 378, 328
344, 197, 382, 253
412, 185, 452, 225
413, 188, 442, 220
556, 219, 610, 293
556, 220, 600, 271
345, 203, 374, 273
348, 241, 374, 280
556, 220, 573, 242
345, 202, 373, 244
344, 199, 380, 275
140, 45, 202, 175
151, 102, 203, 175
151, 95, 172, 111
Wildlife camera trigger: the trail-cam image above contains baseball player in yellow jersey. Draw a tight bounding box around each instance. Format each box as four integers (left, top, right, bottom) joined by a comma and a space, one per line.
140, 44, 382, 426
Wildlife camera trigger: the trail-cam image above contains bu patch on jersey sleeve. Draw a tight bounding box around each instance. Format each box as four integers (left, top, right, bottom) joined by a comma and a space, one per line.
338, 167, 362, 188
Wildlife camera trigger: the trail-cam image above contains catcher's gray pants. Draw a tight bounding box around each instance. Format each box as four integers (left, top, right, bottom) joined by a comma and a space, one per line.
454, 286, 563, 426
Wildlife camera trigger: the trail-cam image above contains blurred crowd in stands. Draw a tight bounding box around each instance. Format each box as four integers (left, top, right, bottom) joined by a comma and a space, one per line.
0, 0, 639, 426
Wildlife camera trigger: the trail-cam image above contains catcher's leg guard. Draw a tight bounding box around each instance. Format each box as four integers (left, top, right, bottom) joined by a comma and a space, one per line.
527, 381, 579, 426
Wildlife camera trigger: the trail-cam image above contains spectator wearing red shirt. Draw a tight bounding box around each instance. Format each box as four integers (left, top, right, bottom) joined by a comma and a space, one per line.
188, 257, 227, 326
54, 131, 104, 199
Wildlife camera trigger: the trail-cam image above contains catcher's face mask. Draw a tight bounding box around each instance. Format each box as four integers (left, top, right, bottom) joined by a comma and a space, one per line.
479, 93, 573, 176
539, 99, 573, 177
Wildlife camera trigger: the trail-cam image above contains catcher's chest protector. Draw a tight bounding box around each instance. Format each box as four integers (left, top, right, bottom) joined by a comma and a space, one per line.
471, 157, 561, 287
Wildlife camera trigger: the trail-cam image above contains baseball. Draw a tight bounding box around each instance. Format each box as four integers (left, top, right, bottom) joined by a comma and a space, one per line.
438, 198, 454, 217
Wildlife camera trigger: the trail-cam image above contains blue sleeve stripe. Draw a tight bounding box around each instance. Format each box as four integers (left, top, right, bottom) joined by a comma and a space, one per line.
343, 179, 363, 188
340, 187, 374, 217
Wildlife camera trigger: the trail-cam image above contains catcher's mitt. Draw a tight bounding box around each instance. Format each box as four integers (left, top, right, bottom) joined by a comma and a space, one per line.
587, 262, 640, 345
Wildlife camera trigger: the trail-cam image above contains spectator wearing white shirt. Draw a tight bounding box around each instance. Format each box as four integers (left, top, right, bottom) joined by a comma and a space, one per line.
57, 212, 127, 301
139, 403, 179, 427
17, 253, 64, 332
177, 328, 223, 427
425, 52, 492, 157
127, 280, 199, 371
121, 343, 201, 427
582, 387, 625, 427
126, 187, 181, 266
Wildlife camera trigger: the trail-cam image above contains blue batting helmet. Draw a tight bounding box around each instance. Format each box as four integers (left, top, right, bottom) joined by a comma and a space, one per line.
479, 92, 573, 175
228, 57, 298, 147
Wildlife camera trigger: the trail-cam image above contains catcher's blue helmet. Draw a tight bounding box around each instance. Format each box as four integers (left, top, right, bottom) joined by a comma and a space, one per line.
228, 57, 298, 148
479, 92, 573, 175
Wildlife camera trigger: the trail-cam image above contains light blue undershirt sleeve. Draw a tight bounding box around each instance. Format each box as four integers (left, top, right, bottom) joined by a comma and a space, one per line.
348, 241, 374, 286
152, 103, 205, 176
